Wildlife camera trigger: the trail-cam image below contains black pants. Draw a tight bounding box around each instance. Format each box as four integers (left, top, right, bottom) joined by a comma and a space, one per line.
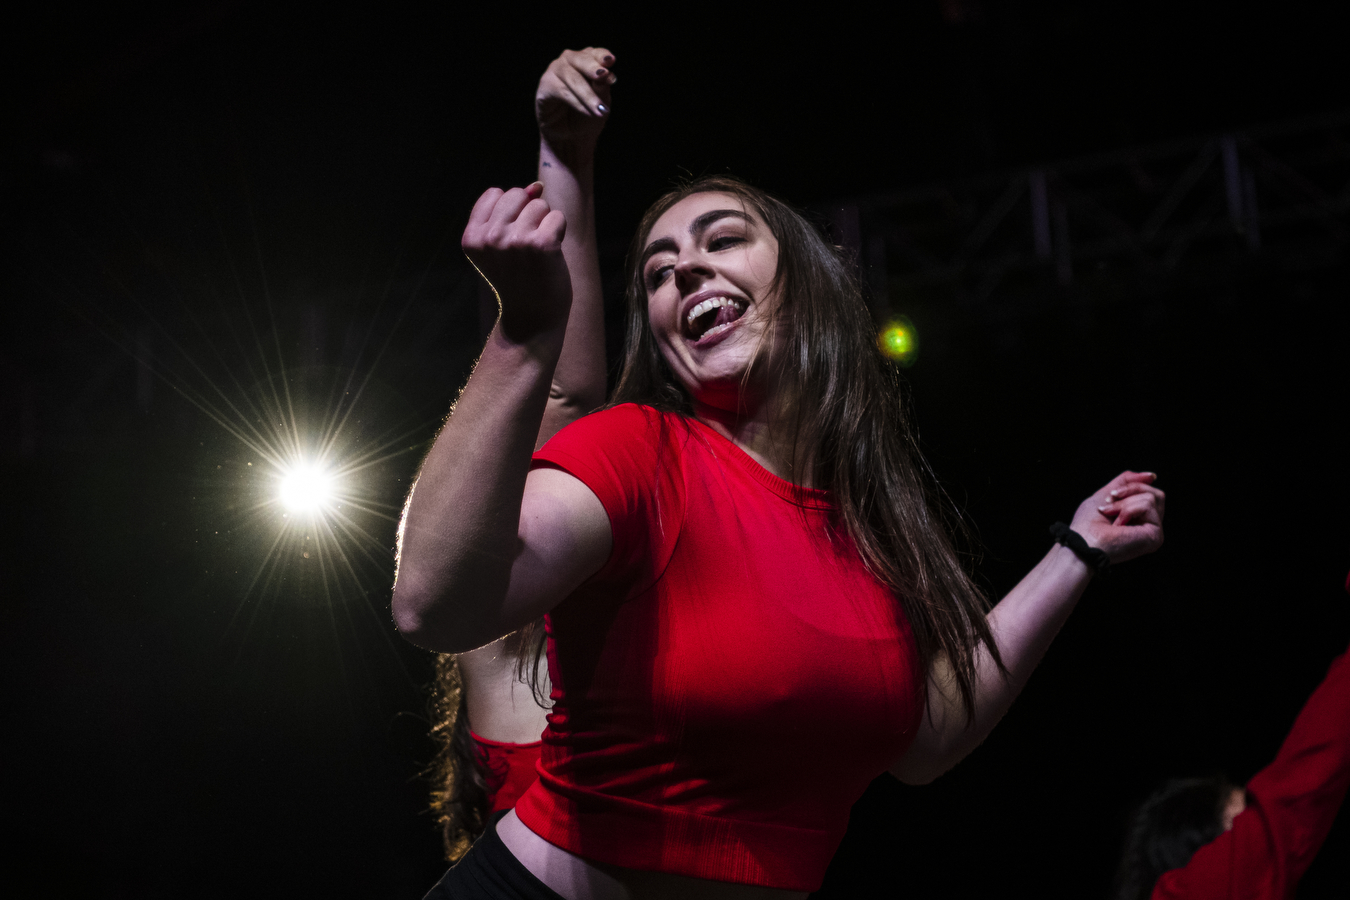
423, 811, 566, 900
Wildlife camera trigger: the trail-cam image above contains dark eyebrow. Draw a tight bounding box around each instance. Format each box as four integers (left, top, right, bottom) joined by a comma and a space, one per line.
690, 208, 752, 236
640, 209, 754, 272
639, 237, 678, 272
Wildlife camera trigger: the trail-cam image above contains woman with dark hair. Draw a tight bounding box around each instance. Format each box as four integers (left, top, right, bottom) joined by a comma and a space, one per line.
393, 88, 1166, 896
1112, 776, 1246, 899
428, 625, 549, 861
425, 46, 614, 861
1112, 576, 1350, 900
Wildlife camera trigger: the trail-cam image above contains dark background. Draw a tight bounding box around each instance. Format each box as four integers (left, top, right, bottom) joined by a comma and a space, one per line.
4, 3, 1348, 897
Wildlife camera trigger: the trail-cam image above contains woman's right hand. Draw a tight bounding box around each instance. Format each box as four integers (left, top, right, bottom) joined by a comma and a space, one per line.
536, 47, 616, 157
462, 182, 572, 343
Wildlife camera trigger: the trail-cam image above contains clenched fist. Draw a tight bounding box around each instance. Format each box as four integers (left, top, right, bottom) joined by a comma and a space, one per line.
462, 182, 572, 343
1069, 471, 1165, 565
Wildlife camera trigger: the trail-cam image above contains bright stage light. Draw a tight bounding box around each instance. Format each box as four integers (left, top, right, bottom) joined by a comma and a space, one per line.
878, 317, 919, 367
278, 462, 336, 513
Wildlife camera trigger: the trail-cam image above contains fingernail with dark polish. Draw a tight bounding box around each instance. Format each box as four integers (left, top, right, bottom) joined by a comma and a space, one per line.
596, 68, 607, 77
597, 103, 608, 114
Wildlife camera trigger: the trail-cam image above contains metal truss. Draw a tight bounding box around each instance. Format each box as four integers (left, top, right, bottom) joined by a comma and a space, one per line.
823, 110, 1350, 316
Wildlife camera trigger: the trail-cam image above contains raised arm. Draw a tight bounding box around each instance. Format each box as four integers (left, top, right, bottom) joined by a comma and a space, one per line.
534, 46, 615, 445
1153, 635, 1350, 898
392, 186, 612, 653
893, 471, 1165, 784
454, 48, 620, 732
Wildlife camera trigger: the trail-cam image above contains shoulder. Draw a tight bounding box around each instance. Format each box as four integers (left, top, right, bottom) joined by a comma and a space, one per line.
530, 405, 693, 591
533, 404, 693, 538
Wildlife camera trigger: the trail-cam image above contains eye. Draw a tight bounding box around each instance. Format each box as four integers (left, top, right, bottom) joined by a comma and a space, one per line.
647, 264, 673, 288
709, 234, 744, 251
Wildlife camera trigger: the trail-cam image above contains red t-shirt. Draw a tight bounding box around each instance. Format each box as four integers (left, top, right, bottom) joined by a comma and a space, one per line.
1152, 644, 1350, 899
472, 733, 543, 813
514, 404, 925, 891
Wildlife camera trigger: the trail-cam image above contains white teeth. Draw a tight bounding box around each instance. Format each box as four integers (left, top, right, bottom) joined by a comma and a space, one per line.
685, 296, 745, 326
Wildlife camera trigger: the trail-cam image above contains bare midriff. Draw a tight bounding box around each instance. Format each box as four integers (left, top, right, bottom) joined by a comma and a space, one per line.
495, 810, 811, 900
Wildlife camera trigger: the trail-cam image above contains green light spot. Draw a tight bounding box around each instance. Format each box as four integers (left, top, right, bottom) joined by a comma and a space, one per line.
878, 318, 919, 366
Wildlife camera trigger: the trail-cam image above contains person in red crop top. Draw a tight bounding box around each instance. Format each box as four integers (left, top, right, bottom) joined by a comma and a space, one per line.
1111, 572, 1350, 900
394, 110, 1167, 896
424, 46, 613, 863
427, 627, 549, 860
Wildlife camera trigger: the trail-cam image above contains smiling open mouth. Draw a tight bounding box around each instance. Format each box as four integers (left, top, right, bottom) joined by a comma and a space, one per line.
685, 296, 747, 342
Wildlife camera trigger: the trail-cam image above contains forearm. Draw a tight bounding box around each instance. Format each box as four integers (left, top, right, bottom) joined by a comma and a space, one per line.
393, 323, 566, 651
538, 139, 605, 444
985, 543, 1094, 694
898, 544, 1093, 782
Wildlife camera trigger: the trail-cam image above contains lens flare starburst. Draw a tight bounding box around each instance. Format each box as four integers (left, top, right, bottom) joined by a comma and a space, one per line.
279, 460, 338, 513
23, 146, 483, 719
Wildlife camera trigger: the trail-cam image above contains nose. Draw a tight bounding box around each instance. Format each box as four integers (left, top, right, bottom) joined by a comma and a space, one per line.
673, 253, 714, 293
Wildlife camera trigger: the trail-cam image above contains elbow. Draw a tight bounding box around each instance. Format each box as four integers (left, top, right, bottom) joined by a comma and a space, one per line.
549, 384, 605, 419
390, 580, 453, 651
390, 579, 495, 654
390, 582, 435, 646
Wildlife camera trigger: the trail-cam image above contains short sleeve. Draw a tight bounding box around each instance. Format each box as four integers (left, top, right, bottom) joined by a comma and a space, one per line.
532, 404, 687, 600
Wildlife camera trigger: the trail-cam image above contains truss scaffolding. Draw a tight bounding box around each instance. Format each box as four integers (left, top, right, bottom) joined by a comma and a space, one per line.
820, 110, 1350, 317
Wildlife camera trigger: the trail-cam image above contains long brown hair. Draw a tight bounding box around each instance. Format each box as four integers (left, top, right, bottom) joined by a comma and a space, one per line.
613, 175, 1002, 720
426, 654, 490, 862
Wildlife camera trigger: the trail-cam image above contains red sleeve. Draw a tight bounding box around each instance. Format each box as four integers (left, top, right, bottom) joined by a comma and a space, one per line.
1153, 646, 1350, 900
531, 404, 687, 600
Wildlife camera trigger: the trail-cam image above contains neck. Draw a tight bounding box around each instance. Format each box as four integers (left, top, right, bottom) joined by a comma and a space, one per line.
693, 399, 812, 488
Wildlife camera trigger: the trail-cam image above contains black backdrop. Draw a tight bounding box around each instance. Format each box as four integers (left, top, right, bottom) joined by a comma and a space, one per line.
5, 3, 1348, 897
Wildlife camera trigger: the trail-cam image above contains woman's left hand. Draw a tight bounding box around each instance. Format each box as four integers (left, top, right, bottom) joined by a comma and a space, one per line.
1069, 470, 1165, 565
536, 47, 616, 158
